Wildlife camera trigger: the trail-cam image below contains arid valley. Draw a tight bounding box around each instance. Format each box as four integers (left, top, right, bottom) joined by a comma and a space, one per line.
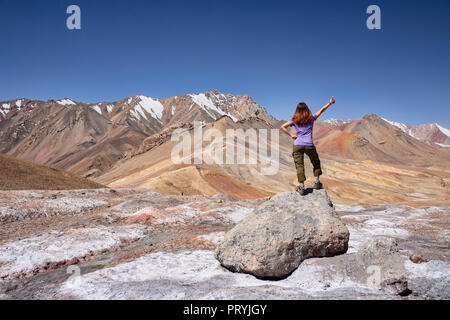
0, 92, 449, 299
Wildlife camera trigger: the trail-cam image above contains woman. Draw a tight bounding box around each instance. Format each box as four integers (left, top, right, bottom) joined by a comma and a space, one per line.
281, 97, 335, 195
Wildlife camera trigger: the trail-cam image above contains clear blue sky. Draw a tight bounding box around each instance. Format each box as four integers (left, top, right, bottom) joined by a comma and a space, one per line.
1, 0, 449, 127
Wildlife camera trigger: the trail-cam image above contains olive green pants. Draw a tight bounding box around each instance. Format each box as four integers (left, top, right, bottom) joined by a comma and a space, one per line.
292, 145, 322, 183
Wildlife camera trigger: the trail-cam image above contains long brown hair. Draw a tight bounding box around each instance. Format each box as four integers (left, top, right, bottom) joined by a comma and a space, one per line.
291, 102, 313, 125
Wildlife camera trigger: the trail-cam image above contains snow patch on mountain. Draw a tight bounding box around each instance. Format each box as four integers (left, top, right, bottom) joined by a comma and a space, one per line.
435, 143, 450, 148
382, 118, 450, 142
136, 95, 164, 120
436, 124, 450, 138
189, 93, 237, 121
382, 118, 418, 139
106, 104, 114, 113
91, 104, 102, 115
210, 91, 227, 101
129, 109, 141, 120
129, 96, 163, 123
189, 93, 218, 119
1, 103, 11, 114
57, 98, 76, 106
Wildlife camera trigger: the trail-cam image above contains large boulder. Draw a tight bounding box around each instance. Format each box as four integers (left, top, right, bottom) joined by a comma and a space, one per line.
214, 190, 349, 279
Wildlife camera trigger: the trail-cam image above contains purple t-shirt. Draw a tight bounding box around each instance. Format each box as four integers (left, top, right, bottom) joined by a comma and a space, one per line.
289, 114, 317, 146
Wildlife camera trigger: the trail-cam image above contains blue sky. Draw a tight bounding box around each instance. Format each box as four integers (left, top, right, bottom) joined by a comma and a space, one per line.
1, 0, 449, 127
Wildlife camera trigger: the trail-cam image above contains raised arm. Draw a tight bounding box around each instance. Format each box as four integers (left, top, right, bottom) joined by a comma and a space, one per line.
281, 121, 297, 140
315, 97, 335, 118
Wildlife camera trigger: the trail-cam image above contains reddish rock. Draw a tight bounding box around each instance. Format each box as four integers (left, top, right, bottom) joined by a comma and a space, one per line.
409, 254, 429, 264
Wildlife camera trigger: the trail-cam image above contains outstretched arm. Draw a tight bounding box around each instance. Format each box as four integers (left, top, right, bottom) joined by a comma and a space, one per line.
281, 122, 297, 140
315, 97, 335, 118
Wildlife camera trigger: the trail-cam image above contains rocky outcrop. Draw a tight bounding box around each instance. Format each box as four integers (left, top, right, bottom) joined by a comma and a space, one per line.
214, 190, 349, 279
130, 122, 194, 158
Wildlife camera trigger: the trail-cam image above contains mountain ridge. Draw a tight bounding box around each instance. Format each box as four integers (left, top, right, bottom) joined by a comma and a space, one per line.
0, 90, 277, 177
1, 92, 449, 205
324, 116, 450, 147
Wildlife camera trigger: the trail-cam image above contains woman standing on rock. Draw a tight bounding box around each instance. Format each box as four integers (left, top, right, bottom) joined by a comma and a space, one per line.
281, 97, 335, 195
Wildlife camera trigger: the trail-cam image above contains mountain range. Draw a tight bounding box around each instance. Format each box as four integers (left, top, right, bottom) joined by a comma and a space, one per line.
0, 91, 276, 177
324, 118, 450, 147
1, 91, 449, 206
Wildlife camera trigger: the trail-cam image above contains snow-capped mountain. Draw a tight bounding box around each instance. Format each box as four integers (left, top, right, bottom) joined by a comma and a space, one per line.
0, 90, 277, 178
0, 99, 46, 122
381, 118, 450, 147
1, 99, 27, 121
0, 89, 276, 126
1, 90, 448, 183
323, 116, 450, 147
56, 98, 77, 106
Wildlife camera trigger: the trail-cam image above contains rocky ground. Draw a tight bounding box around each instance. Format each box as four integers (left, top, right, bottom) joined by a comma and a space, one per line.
0, 188, 448, 300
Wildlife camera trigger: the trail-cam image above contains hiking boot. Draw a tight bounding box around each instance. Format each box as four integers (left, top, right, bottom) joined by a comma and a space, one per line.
313, 182, 323, 190
295, 185, 306, 195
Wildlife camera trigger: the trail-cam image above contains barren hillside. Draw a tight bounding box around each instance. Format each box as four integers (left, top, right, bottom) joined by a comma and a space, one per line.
96, 116, 450, 206
0, 153, 104, 190
1, 93, 449, 206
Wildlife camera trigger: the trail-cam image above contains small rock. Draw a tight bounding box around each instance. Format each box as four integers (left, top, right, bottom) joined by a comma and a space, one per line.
409, 254, 429, 264
382, 276, 409, 296
65, 257, 79, 266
